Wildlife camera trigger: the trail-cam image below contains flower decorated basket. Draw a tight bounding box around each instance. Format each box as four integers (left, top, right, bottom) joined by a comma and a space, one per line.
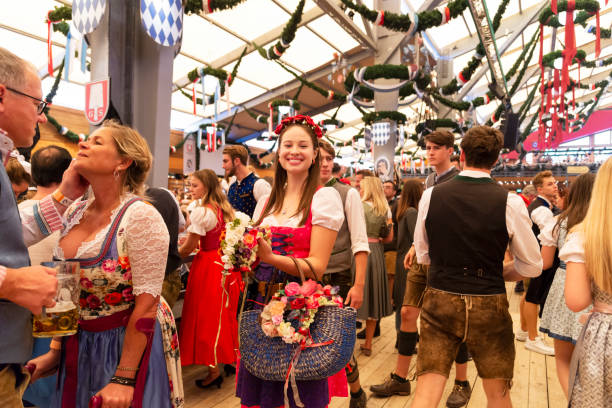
239, 279, 356, 382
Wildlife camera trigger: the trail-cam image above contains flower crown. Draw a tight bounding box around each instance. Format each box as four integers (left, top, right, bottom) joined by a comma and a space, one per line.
274, 114, 323, 139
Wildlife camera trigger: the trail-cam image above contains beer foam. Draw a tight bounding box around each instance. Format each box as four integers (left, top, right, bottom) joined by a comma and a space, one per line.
46, 300, 77, 313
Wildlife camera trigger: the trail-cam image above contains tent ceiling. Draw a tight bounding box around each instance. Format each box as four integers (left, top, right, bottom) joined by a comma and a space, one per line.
1, 0, 611, 157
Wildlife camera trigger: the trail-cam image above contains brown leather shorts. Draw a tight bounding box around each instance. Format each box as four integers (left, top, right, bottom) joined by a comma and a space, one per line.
402, 263, 428, 307
416, 288, 515, 380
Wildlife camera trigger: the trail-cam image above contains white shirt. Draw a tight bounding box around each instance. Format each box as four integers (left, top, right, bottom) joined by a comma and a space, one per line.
414, 169, 542, 278
187, 206, 219, 236
343, 186, 370, 255
530, 195, 556, 233
253, 187, 344, 231
229, 173, 272, 202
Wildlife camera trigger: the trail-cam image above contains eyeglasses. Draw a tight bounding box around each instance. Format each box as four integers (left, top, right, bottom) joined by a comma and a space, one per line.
6, 87, 47, 115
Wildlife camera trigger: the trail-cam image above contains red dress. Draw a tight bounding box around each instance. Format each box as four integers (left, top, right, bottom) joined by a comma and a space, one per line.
179, 205, 242, 366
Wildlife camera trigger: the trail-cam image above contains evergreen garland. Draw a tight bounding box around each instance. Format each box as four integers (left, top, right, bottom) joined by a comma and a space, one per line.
339, 0, 470, 33
269, 99, 301, 111
187, 66, 228, 95
275, 60, 347, 102
440, 0, 511, 95
260, 0, 305, 60
362, 111, 407, 125
184, 0, 247, 14
538, 1, 600, 26
229, 47, 247, 85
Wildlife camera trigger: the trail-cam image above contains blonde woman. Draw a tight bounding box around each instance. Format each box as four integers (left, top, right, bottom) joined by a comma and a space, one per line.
561, 157, 612, 406
178, 169, 238, 389
358, 176, 394, 355
27, 121, 179, 408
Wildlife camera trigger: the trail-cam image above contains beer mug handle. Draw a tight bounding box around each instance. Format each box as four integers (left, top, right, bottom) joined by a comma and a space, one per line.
41, 306, 47, 320
89, 395, 103, 408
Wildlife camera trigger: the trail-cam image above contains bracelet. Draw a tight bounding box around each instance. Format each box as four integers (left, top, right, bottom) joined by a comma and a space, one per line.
52, 189, 74, 207
49, 339, 62, 351
0, 265, 6, 290
116, 366, 139, 372
110, 375, 136, 387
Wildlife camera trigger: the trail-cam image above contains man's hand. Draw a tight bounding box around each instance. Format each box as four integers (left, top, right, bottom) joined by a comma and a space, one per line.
404, 246, 416, 269
1, 266, 57, 314
344, 284, 364, 309
59, 160, 89, 200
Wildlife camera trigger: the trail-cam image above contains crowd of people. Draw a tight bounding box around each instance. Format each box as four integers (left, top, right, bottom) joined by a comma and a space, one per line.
2, 46, 612, 408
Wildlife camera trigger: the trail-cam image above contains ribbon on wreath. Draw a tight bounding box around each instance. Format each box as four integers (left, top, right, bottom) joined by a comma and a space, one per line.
268, 102, 274, 134
201, 0, 213, 13
437, 6, 451, 25
552, 0, 557, 15
538, 24, 546, 140
192, 78, 197, 115
374, 10, 385, 26
561, 0, 577, 117
64, 30, 72, 81
200, 68, 207, 112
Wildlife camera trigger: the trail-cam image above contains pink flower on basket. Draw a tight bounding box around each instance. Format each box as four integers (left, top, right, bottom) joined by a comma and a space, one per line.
284, 282, 301, 297
102, 259, 116, 273
300, 280, 318, 297
323, 285, 332, 296
122, 287, 135, 302
306, 298, 319, 310
80, 277, 93, 289
271, 314, 283, 325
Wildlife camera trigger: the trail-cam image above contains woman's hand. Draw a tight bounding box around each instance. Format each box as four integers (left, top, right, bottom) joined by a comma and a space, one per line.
256, 237, 274, 264
26, 349, 60, 383
95, 383, 134, 408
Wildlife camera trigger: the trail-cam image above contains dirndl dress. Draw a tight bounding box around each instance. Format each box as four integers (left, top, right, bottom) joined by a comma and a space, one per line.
539, 221, 591, 344
50, 196, 181, 408
236, 189, 348, 408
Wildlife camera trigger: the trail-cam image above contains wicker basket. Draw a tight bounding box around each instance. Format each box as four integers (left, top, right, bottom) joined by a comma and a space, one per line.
239, 305, 356, 381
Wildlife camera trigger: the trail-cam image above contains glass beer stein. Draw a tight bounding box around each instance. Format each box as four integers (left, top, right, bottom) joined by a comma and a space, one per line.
32, 261, 80, 337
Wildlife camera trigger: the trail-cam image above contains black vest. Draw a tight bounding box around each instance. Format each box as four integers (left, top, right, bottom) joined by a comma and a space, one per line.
146, 188, 181, 276
527, 197, 553, 245
426, 176, 509, 295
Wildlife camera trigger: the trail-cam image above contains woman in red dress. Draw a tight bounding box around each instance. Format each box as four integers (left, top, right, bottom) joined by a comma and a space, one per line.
179, 169, 239, 389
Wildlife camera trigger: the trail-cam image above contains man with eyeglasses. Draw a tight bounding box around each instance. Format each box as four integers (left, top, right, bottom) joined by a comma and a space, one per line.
0, 47, 88, 405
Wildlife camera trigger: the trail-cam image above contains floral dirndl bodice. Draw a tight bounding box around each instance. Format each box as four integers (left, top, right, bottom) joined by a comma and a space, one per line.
61, 197, 141, 319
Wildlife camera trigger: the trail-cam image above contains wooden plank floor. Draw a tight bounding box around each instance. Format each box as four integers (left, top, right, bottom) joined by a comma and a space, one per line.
183, 283, 566, 407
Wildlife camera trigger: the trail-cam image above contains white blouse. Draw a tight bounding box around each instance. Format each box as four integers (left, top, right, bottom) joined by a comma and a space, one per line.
187, 205, 219, 236
55, 194, 170, 297
559, 231, 585, 264
253, 187, 344, 231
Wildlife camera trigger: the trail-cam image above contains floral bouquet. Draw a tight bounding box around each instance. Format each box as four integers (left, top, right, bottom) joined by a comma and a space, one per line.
260, 280, 344, 345
219, 211, 270, 276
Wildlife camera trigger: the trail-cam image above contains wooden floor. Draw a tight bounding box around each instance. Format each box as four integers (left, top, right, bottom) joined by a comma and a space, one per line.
183, 284, 567, 407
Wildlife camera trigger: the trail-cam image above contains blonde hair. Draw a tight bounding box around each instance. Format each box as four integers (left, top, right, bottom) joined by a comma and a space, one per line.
579, 157, 612, 293
361, 176, 389, 217
102, 120, 152, 196
191, 169, 235, 222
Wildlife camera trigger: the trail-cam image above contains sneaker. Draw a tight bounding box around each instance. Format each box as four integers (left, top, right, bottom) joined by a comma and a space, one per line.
525, 337, 555, 355
446, 383, 472, 408
515, 329, 529, 342
514, 281, 525, 293
370, 373, 411, 397
349, 390, 367, 408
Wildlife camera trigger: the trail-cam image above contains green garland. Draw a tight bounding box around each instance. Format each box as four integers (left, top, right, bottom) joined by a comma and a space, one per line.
343, 66, 432, 101
260, 0, 305, 60
440, 0, 510, 95
229, 47, 247, 85
539, 1, 600, 26
184, 0, 247, 14
187, 66, 228, 96
339, 0, 469, 33
362, 111, 407, 125
275, 60, 347, 102
244, 106, 278, 124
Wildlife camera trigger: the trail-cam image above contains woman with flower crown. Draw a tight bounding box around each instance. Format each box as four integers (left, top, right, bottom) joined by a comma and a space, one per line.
178, 169, 239, 389
236, 115, 348, 408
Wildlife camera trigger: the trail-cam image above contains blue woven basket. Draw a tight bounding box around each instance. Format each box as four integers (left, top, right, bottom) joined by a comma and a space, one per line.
239, 305, 356, 381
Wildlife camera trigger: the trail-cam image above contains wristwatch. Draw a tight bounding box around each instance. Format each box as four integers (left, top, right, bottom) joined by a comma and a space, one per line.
52, 189, 74, 207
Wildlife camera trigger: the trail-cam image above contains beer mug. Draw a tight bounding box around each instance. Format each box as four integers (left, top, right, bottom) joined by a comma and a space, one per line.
32, 261, 80, 337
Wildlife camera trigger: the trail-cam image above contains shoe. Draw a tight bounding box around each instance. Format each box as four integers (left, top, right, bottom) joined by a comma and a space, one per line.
446, 383, 472, 408
195, 375, 223, 389
370, 373, 411, 397
223, 364, 236, 377
356, 321, 363, 329
360, 344, 372, 356
525, 337, 555, 355
514, 281, 525, 293
357, 322, 380, 339
349, 390, 367, 408
515, 329, 529, 342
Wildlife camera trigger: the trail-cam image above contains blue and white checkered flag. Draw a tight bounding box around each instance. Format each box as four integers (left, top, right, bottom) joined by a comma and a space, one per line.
140, 0, 183, 47
72, 0, 107, 35
371, 121, 391, 146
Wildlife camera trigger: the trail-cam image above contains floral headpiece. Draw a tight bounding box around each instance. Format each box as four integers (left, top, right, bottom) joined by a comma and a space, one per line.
274, 114, 323, 139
